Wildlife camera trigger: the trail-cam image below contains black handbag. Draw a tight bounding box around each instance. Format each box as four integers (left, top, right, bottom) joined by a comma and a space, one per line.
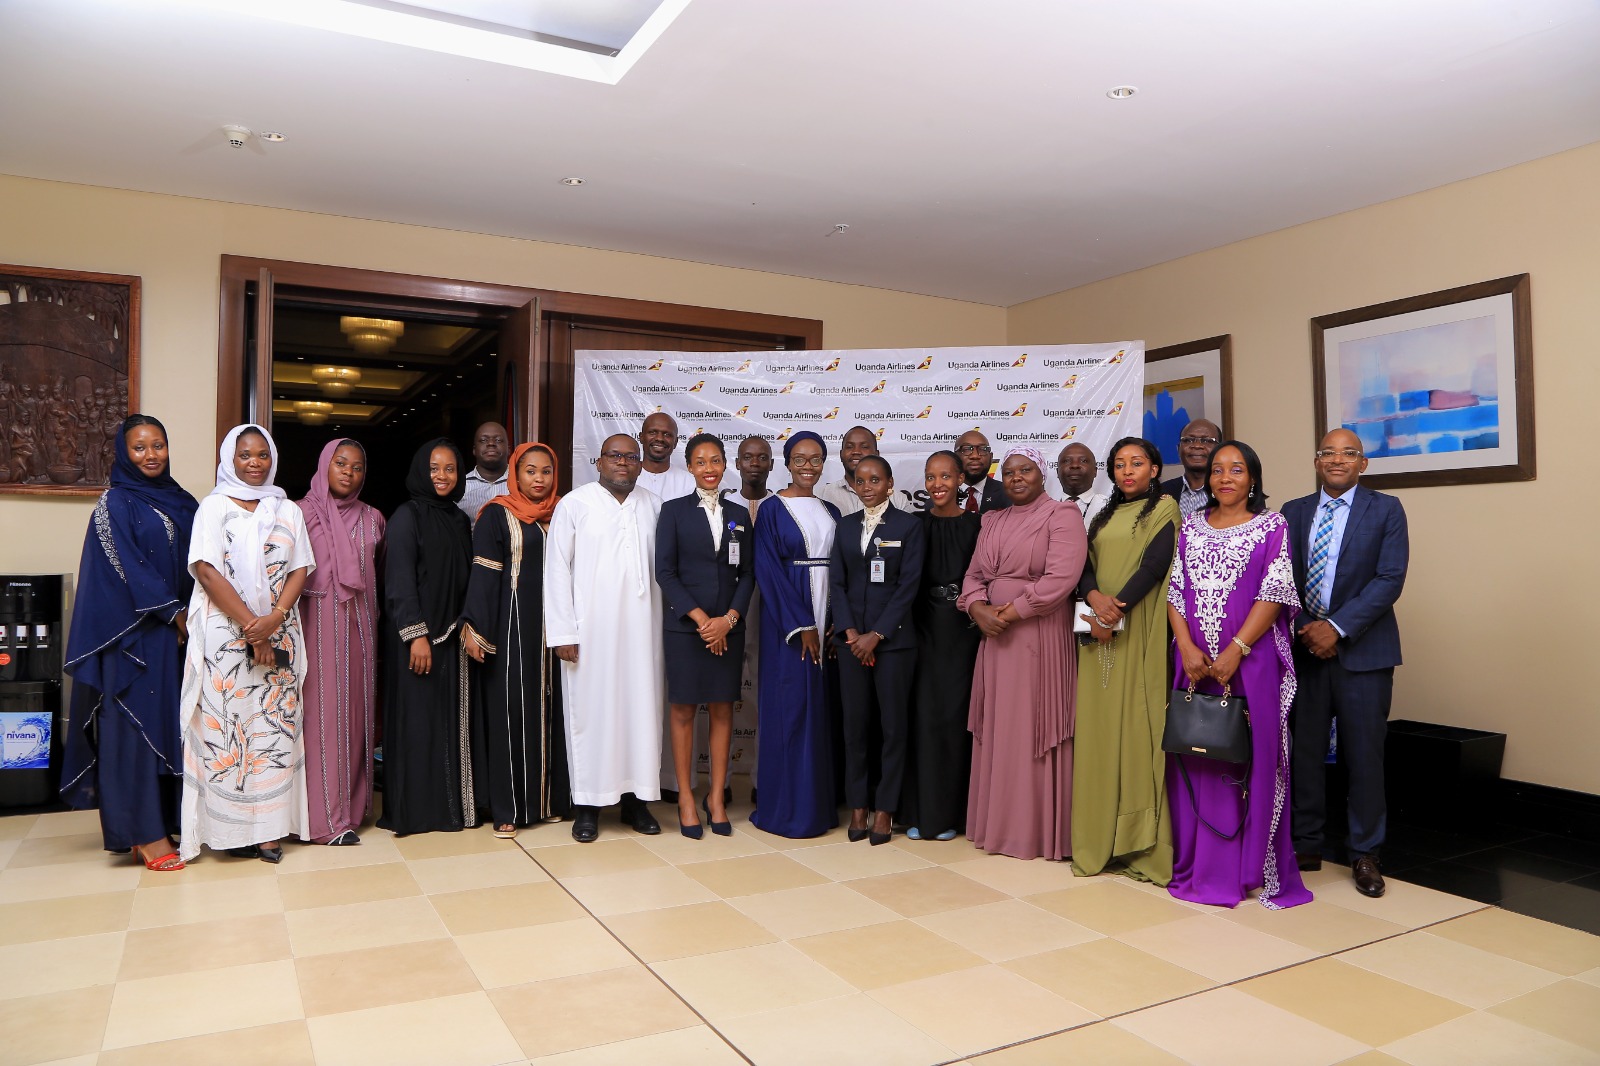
1163, 683, 1252, 840
1162, 683, 1250, 763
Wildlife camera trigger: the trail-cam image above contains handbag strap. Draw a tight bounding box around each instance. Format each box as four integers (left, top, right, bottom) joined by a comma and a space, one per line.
1173, 752, 1251, 841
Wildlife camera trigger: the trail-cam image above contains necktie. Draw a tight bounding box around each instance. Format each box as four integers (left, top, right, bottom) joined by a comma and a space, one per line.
1306, 498, 1346, 618
964, 486, 980, 513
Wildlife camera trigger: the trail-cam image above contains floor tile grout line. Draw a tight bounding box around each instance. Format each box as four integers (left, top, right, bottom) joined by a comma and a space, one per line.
505, 834, 759, 1066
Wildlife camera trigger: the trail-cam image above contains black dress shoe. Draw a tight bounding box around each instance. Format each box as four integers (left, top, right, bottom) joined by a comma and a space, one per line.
847, 827, 869, 843
1352, 854, 1386, 898
1296, 853, 1323, 872
621, 800, 661, 835
227, 845, 261, 859
703, 795, 732, 837
571, 806, 600, 843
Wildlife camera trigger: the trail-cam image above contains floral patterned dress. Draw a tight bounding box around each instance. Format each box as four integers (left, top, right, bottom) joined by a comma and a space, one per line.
178, 495, 314, 859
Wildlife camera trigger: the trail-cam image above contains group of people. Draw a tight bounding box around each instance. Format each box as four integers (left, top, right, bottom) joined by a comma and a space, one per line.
61, 403, 1408, 912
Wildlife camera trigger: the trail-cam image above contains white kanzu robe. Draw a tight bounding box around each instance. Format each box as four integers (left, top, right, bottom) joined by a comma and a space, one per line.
544, 482, 665, 807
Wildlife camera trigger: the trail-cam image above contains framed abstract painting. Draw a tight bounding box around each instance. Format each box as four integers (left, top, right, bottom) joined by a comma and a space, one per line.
0, 263, 141, 497
1143, 335, 1232, 471
1311, 274, 1533, 489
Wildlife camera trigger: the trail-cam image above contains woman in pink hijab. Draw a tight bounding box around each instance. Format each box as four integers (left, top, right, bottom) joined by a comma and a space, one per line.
957, 446, 1087, 861
297, 438, 386, 845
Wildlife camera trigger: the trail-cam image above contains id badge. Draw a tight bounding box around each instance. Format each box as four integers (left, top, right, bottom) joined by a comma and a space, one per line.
870, 558, 886, 584
727, 539, 740, 566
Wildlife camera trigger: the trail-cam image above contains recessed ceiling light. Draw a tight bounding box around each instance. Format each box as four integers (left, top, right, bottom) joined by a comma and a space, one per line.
1106, 85, 1138, 99
261, 131, 287, 142
560, 177, 585, 186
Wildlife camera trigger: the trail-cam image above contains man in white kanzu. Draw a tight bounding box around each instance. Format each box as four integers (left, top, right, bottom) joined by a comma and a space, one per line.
636, 411, 696, 502
545, 434, 665, 842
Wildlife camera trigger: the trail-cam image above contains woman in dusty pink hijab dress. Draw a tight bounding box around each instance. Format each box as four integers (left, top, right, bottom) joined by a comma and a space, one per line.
957, 447, 1087, 861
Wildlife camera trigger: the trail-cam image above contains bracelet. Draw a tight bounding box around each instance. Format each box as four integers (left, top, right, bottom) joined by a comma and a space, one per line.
1232, 637, 1251, 656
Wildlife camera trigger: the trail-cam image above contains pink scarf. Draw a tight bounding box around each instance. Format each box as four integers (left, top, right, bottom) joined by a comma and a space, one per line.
299, 439, 372, 603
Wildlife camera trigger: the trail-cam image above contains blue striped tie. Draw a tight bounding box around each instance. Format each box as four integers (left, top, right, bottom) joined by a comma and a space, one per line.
1306, 499, 1345, 618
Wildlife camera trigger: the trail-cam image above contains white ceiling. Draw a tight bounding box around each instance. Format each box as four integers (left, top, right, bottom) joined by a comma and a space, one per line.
2, 0, 1598, 306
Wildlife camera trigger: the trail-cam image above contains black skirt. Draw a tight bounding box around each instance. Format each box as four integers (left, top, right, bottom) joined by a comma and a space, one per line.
664, 627, 746, 704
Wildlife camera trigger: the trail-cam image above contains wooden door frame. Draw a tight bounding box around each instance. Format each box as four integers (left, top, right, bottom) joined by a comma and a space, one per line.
216, 255, 824, 443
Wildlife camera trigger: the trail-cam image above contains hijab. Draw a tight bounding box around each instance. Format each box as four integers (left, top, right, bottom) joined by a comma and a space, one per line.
211, 424, 286, 616
299, 438, 373, 603
399, 438, 472, 634
782, 430, 828, 464
481, 442, 560, 526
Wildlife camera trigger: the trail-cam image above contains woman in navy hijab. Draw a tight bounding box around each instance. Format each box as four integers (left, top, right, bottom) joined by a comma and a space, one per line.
61, 415, 198, 871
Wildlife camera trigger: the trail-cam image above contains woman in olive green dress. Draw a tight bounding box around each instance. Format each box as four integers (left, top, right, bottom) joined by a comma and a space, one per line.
1071, 437, 1180, 883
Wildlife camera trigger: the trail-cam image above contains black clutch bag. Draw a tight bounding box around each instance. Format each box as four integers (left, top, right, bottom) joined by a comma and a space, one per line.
1162, 683, 1250, 764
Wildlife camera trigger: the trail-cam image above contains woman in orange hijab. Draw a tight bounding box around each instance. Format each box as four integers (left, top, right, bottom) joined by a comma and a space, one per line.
461, 443, 570, 837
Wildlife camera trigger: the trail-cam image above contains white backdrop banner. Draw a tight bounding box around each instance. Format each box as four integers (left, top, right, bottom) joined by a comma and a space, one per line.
572, 342, 1145, 498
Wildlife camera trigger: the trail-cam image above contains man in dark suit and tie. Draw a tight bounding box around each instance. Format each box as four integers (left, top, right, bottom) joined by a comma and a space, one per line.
954, 430, 1010, 514
1284, 428, 1409, 898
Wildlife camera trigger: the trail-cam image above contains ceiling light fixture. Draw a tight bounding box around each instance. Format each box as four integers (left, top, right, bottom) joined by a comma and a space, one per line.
293, 400, 333, 426
560, 177, 585, 186
311, 365, 363, 396
339, 316, 405, 354
261, 131, 287, 142
1106, 85, 1138, 99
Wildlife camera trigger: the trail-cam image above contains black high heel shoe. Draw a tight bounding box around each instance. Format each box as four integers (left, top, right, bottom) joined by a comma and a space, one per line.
847, 809, 869, 843
679, 798, 703, 840
868, 813, 892, 847
702, 795, 732, 837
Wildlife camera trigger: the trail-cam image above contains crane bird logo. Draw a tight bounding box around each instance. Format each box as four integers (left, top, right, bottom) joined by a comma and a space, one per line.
823, 356, 841, 372
916, 355, 934, 370
779, 381, 796, 394
776, 427, 793, 441
870, 379, 887, 393
1107, 401, 1124, 416
735, 359, 753, 372
964, 377, 981, 391
875, 428, 886, 439
822, 407, 841, 420
733, 405, 749, 418
1108, 349, 1126, 364
915, 406, 933, 419
1011, 353, 1028, 368
687, 380, 705, 393
1060, 375, 1079, 389
647, 358, 665, 371
1011, 402, 1029, 417
1060, 425, 1078, 440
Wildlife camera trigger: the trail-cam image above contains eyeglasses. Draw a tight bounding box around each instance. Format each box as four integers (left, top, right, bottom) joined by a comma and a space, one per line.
1179, 435, 1220, 446
1315, 448, 1364, 461
788, 455, 825, 468
596, 451, 641, 464
955, 444, 991, 455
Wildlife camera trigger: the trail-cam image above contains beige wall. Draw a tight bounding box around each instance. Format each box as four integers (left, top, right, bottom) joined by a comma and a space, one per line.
1010, 140, 1600, 793
0, 173, 1004, 577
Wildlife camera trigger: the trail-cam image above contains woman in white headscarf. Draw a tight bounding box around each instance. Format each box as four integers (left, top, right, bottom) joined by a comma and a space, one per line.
178, 425, 315, 863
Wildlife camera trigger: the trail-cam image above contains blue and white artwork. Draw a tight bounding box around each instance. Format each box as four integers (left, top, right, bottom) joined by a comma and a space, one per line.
1338, 315, 1499, 459
0, 711, 51, 770
1143, 341, 1226, 470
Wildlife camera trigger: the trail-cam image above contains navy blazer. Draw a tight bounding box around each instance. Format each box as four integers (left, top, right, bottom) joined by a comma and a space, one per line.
655, 494, 755, 633
828, 507, 925, 654
1283, 484, 1408, 672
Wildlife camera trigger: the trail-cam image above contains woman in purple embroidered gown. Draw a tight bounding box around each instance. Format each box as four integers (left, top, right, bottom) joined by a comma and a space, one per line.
1166, 441, 1311, 909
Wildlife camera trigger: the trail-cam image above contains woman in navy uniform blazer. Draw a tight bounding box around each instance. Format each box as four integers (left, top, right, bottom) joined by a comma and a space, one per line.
829, 456, 926, 845
656, 433, 755, 838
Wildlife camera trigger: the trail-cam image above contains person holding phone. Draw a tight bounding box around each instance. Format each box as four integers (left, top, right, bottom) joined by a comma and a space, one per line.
179, 424, 314, 864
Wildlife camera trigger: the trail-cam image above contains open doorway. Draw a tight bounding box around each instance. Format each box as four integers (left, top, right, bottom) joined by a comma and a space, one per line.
265, 295, 502, 513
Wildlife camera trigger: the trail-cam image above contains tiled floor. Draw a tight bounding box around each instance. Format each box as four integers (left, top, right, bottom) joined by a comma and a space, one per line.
5, 803, 1600, 1065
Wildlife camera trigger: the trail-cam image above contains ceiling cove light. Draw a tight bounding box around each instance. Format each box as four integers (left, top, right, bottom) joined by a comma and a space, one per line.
1106, 85, 1138, 99
560, 177, 586, 186
181, 0, 693, 84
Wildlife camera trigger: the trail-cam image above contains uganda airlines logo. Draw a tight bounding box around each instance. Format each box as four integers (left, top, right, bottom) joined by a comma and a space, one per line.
870, 379, 887, 394
1107, 401, 1124, 415
965, 377, 982, 391
779, 382, 796, 394
735, 359, 753, 373
1060, 375, 1079, 389
825, 357, 841, 372
1108, 349, 1127, 364
917, 355, 934, 370
776, 427, 793, 441
688, 380, 706, 393
1012, 402, 1029, 417
647, 358, 665, 371
733, 405, 749, 418
1012, 353, 1028, 368
875, 428, 886, 440
822, 407, 841, 420
1060, 425, 1078, 440
916, 406, 933, 419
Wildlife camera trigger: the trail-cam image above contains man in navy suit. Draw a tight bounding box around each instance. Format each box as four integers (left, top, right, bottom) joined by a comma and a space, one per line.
1284, 428, 1409, 898
954, 430, 1011, 514
829, 456, 925, 844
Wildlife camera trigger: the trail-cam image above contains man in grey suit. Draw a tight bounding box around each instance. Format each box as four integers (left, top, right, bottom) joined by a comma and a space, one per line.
1284, 428, 1409, 898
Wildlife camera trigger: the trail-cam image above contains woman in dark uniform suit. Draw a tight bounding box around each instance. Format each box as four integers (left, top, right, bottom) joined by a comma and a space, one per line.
829, 455, 925, 845
655, 432, 755, 837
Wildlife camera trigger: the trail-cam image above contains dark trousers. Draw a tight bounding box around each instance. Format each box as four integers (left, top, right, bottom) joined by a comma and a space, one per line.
836, 647, 914, 812
1291, 654, 1394, 857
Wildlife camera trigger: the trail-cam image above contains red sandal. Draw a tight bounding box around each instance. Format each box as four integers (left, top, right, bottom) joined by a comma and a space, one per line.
133, 846, 185, 872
